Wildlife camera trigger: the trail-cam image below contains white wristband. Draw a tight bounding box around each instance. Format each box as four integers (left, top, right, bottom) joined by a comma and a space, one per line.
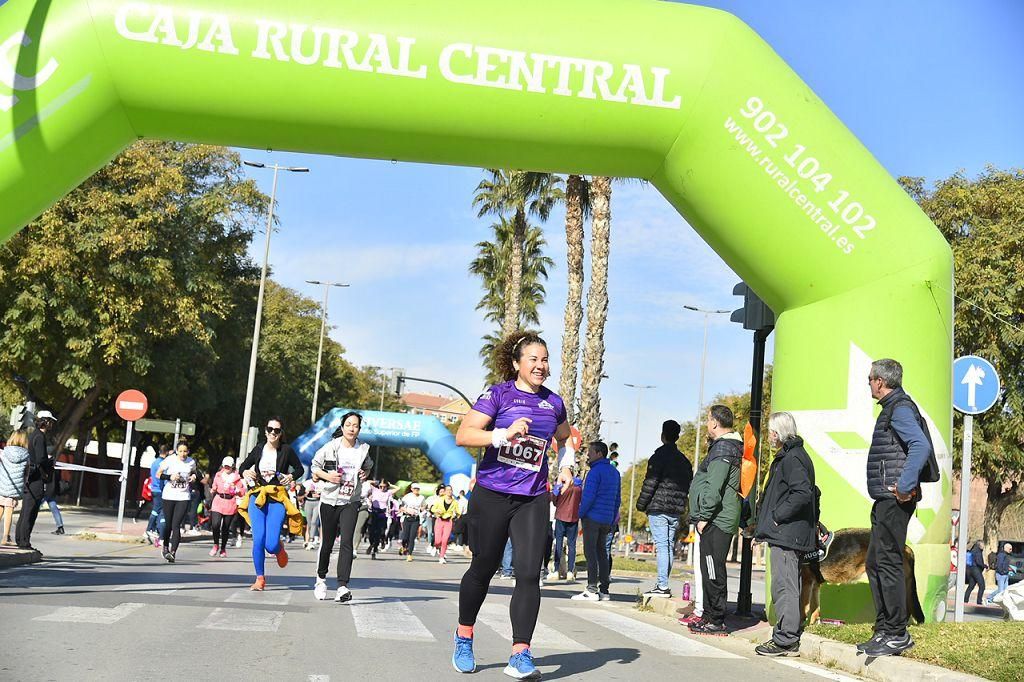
558, 444, 576, 471
491, 428, 510, 448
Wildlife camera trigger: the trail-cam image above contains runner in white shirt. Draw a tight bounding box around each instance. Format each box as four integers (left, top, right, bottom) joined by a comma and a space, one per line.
399, 485, 426, 561
155, 441, 197, 563
310, 412, 372, 602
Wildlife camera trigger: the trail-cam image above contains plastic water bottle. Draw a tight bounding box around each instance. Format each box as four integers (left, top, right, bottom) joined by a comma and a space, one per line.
682, 580, 691, 601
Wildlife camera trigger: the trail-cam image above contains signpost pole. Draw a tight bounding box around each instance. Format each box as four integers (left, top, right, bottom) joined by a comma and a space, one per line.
116, 420, 134, 533
953, 414, 973, 623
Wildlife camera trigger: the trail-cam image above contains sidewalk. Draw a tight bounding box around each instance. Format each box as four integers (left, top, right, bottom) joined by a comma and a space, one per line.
637, 593, 988, 682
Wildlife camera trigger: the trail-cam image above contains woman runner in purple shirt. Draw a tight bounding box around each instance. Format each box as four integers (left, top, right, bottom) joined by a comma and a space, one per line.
451, 333, 575, 679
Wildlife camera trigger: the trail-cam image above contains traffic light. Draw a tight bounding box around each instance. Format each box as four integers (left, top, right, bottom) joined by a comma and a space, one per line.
731, 282, 775, 332
8, 404, 31, 429
390, 368, 407, 396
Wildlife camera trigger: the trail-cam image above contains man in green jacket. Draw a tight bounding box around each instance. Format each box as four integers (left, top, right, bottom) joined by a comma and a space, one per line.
688, 404, 742, 635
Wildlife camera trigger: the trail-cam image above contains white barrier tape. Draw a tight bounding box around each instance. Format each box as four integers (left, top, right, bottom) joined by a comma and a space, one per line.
55, 462, 124, 477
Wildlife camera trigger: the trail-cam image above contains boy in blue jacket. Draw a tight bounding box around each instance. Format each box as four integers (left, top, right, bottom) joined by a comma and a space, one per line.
572, 441, 621, 602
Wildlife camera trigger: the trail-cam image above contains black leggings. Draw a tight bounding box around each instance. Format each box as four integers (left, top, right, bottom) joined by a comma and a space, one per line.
161, 498, 189, 553
458, 485, 549, 645
210, 511, 234, 551
318, 501, 359, 585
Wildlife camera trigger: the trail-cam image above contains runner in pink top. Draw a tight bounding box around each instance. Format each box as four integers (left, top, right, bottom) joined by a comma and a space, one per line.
210, 457, 243, 558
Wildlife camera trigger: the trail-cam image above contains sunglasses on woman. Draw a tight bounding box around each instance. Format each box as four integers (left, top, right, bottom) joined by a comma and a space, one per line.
265, 426, 282, 435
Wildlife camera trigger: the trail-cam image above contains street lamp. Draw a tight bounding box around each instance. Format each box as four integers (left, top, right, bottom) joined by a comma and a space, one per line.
682, 304, 729, 575
623, 383, 655, 557
682, 305, 730, 467
237, 160, 309, 457
307, 280, 350, 423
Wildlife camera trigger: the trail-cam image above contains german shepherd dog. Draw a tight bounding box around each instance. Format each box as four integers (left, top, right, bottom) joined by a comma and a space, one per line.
800, 528, 925, 625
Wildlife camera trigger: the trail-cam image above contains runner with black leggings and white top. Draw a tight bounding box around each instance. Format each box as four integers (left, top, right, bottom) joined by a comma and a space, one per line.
310, 411, 372, 603
452, 332, 575, 680
156, 440, 197, 563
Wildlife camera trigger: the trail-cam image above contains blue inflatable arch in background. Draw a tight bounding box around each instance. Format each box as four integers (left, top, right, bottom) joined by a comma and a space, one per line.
293, 409, 477, 494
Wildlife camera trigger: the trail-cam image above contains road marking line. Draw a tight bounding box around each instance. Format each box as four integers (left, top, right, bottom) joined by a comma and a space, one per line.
774, 660, 863, 681
308, 676, 330, 682
225, 589, 293, 605
477, 603, 589, 651
349, 598, 434, 642
198, 607, 283, 632
559, 607, 741, 659
34, 602, 145, 625
110, 584, 178, 596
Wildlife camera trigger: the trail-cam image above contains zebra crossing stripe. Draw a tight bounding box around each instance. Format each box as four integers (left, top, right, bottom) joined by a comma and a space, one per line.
349, 598, 434, 642
34, 602, 145, 625
225, 589, 293, 605
476, 603, 589, 651
559, 607, 741, 659
198, 607, 284, 632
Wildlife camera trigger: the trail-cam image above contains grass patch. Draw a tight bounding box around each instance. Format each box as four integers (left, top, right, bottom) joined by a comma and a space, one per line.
576, 554, 690, 576
809, 622, 1024, 682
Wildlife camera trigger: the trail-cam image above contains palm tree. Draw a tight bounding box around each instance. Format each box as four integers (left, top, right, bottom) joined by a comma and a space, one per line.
470, 217, 555, 385
578, 176, 612, 442
473, 170, 563, 338
558, 174, 591, 424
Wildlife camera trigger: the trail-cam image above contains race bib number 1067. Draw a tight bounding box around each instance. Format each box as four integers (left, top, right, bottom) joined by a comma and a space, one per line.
496, 434, 548, 472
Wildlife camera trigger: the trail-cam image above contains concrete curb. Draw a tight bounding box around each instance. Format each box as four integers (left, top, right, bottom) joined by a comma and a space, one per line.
74, 530, 213, 545
0, 547, 43, 568
636, 595, 987, 682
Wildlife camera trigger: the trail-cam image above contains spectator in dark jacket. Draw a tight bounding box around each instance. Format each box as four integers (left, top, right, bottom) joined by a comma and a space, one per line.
964, 540, 987, 605
571, 442, 620, 602
988, 543, 1013, 603
552, 473, 583, 580
754, 412, 816, 657
16, 411, 57, 550
637, 419, 693, 598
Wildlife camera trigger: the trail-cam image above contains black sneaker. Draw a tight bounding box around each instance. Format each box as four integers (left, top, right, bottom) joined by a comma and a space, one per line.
864, 632, 914, 657
164, 550, 175, 563
856, 632, 884, 653
755, 640, 800, 657
689, 619, 729, 636
643, 586, 672, 598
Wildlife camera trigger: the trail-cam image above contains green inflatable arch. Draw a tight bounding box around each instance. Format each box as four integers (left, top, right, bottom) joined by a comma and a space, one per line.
0, 1, 952, 621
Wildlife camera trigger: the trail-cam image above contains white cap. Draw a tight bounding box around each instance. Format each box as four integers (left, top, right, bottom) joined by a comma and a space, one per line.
221, 456, 234, 468
36, 410, 56, 422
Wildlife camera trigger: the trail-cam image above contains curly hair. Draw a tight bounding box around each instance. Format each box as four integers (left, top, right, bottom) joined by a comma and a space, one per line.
495, 331, 547, 382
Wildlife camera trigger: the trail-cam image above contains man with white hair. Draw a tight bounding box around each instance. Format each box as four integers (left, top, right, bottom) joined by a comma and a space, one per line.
753, 411, 817, 657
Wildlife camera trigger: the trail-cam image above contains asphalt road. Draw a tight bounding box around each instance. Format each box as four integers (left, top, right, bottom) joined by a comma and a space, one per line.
0, 510, 866, 682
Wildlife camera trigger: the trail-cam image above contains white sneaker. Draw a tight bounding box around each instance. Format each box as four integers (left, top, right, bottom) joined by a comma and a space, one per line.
571, 590, 599, 601
599, 592, 611, 602
335, 586, 352, 604
567, 572, 575, 582
235, 536, 243, 548
439, 557, 447, 564
314, 578, 328, 601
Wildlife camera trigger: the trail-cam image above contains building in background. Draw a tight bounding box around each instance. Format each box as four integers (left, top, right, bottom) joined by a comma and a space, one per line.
400, 392, 470, 424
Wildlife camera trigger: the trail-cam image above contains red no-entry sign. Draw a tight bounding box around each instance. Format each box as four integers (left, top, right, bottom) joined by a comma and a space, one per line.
115, 389, 148, 422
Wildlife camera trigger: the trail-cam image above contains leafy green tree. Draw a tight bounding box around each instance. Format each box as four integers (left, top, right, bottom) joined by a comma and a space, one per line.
901, 167, 1024, 552
0, 141, 266, 450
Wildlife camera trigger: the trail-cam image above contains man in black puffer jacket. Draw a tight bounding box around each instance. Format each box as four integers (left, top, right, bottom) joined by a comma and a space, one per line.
637, 420, 693, 598
753, 412, 816, 657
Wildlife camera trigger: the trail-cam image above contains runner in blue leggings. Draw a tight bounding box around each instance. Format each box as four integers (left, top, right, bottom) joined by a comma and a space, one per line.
452, 332, 575, 680
237, 416, 304, 591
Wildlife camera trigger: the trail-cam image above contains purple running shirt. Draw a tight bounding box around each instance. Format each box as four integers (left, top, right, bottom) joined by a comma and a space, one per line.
472, 380, 568, 497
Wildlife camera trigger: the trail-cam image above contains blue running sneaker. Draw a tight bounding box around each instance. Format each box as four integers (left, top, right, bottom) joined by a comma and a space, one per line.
452, 632, 476, 673
504, 648, 541, 679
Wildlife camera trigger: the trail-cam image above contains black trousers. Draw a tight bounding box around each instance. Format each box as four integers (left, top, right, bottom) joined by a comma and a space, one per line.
15, 480, 45, 548
965, 566, 986, 605
401, 516, 419, 553
368, 511, 387, 551
458, 485, 548, 645
699, 523, 731, 625
210, 511, 234, 551
582, 519, 612, 592
161, 498, 190, 553
866, 497, 916, 635
318, 501, 360, 584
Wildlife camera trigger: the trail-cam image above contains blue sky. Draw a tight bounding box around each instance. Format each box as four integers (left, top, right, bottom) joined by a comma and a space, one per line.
239, 1, 1023, 469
